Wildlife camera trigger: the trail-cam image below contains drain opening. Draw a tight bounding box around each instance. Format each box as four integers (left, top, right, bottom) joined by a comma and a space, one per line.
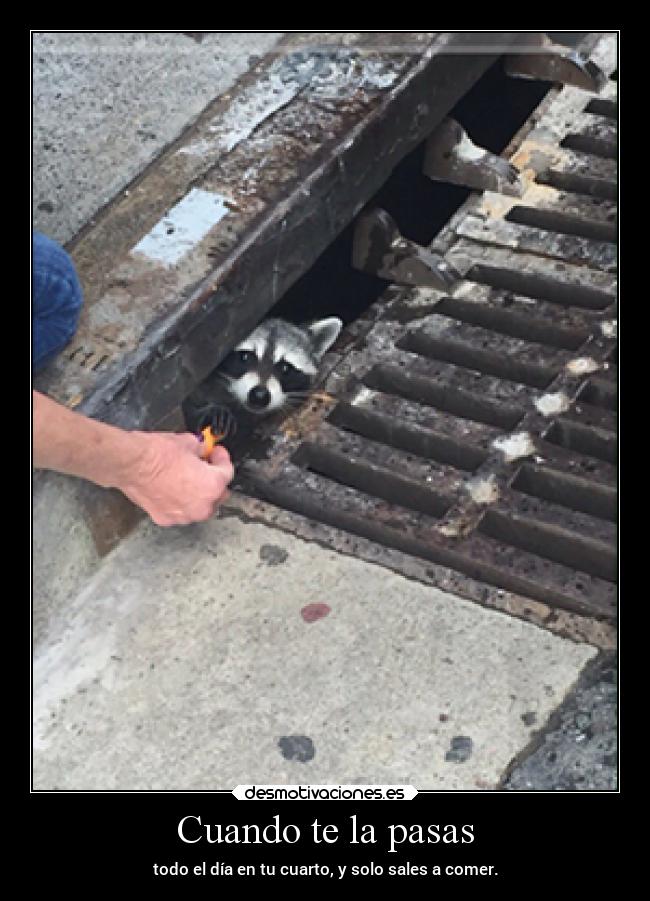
560, 133, 617, 160
328, 402, 490, 473
585, 97, 617, 119
506, 206, 617, 244
536, 169, 617, 202
363, 364, 525, 431
577, 378, 617, 411
467, 265, 613, 311
431, 296, 591, 351
544, 418, 617, 465
479, 507, 616, 582
269, 57, 553, 329
512, 463, 617, 522
398, 330, 559, 389
292, 441, 454, 518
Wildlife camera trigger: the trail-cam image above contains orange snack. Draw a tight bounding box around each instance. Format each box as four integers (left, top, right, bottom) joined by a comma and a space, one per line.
200, 426, 224, 460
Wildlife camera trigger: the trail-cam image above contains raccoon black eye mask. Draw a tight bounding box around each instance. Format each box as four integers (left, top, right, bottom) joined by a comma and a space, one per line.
182, 316, 343, 435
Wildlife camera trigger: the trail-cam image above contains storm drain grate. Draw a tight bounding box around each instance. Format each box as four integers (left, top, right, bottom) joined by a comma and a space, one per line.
238, 36, 617, 634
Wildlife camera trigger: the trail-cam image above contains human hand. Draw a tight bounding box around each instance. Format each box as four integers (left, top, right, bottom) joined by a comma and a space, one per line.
118, 431, 235, 527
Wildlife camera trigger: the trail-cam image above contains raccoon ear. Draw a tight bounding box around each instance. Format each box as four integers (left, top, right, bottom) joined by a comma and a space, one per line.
307, 317, 343, 358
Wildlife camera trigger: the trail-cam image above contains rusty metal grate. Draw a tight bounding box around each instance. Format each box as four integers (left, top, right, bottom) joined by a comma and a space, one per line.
237, 36, 617, 635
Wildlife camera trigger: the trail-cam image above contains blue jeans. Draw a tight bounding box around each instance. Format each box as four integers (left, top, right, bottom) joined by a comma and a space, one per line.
32, 232, 83, 373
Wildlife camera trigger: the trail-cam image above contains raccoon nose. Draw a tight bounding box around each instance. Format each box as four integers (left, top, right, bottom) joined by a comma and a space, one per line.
248, 385, 271, 408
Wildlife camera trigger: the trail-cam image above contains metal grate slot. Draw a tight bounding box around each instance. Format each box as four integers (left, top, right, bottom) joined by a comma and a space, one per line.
468, 264, 614, 311
401, 354, 539, 407
315, 421, 467, 491
497, 487, 616, 545
585, 97, 618, 120
363, 363, 525, 430
561, 133, 617, 160
545, 418, 617, 465
578, 378, 617, 411
292, 442, 454, 518
328, 402, 490, 472
536, 169, 617, 202
434, 297, 591, 350
506, 206, 617, 243
480, 507, 616, 582
345, 389, 503, 450
596, 362, 617, 385
399, 330, 560, 389
535, 440, 617, 486
562, 401, 617, 434
512, 463, 617, 523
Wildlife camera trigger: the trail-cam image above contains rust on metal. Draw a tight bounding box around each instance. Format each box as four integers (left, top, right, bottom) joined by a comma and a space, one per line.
352, 207, 463, 290
423, 117, 524, 196
504, 32, 607, 93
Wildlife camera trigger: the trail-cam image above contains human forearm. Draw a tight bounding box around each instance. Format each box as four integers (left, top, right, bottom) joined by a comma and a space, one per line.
32, 391, 235, 526
33, 389, 146, 489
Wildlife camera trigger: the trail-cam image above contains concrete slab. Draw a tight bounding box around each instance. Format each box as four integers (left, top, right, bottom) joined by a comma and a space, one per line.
32, 31, 284, 244
33, 512, 595, 790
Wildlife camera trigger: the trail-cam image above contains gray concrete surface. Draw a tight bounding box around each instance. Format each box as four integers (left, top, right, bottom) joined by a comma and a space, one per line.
33, 514, 596, 790
32, 31, 284, 244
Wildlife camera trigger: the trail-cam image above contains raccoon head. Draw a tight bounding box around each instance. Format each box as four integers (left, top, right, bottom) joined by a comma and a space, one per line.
217, 317, 343, 415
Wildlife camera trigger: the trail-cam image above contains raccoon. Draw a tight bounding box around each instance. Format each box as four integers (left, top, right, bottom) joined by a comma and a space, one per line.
182, 317, 343, 438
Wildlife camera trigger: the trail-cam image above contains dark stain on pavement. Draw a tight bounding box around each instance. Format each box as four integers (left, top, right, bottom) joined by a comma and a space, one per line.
278, 735, 315, 763
445, 736, 473, 763
259, 545, 289, 566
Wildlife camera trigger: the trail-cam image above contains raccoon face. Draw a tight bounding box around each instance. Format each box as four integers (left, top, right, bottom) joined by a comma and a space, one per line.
217, 317, 342, 415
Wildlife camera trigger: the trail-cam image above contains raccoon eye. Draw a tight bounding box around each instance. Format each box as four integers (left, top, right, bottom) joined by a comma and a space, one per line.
237, 350, 255, 364
278, 360, 296, 376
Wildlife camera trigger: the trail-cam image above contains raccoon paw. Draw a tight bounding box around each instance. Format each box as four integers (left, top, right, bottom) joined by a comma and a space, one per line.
197, 404, 237, 441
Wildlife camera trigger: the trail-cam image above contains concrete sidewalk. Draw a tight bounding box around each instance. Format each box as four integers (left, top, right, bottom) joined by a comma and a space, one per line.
32, 31, 616, 791
33, 31, 284, 243
33, 512, 595, 790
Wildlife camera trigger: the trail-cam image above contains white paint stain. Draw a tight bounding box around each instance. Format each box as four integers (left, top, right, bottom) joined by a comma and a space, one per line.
351, 387, 376, 407
534, 391, 570, 417
131, 188, 230, 267
177, 55, 400, 159
566, 357, 600, 376
439, 521, 462, 538
179, 73, 300, 157
457, 131, 485, 162
466, 474, 499, 505
492, 431, 536, 462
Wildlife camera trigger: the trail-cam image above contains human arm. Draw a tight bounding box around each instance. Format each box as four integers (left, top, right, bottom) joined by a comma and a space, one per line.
33, 390, 234, 526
